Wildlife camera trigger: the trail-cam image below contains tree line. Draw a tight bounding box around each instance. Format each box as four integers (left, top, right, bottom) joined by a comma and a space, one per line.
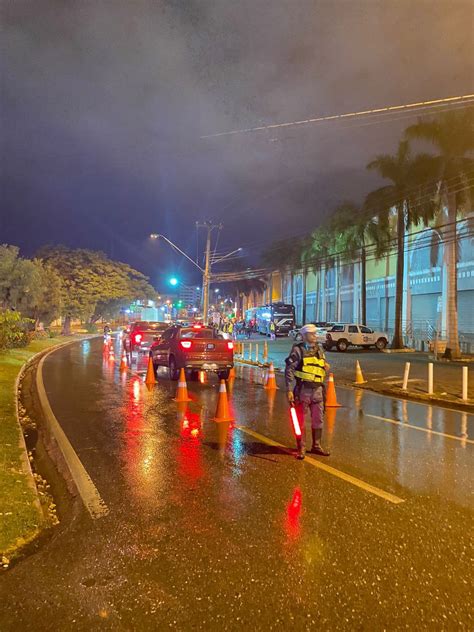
0, 245, 156, 341
259, 109, 474, 358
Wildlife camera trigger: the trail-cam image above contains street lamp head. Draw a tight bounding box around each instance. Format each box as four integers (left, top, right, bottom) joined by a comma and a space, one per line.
150, 233, 159, 240
169, 277, 178, 286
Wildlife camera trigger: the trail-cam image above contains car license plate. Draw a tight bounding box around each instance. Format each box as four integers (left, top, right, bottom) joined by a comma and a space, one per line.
207, 343, 215, 350
202, 363, 218, 370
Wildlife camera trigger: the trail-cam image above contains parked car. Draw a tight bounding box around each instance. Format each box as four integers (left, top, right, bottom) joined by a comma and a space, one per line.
126, 321, 170, 354
324, 324, 388, 352
149, 324, 234, 380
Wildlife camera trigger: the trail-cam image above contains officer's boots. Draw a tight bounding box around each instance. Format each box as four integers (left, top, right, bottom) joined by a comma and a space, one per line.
296, 438, 305, 460
311, 429, 330, 456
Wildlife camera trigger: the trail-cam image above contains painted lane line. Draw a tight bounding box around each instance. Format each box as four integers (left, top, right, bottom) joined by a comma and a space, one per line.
37, 351, 109, 519
236, 426, 405, 505
365, 414, 474, 444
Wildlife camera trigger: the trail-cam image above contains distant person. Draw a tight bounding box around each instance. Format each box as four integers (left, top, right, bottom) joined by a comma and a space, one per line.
285, 324, 330, 460
269, 321, 276, 340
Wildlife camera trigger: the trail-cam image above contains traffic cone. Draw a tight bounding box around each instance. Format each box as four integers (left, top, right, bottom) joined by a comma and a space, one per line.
213, 380, 234, 422
119, 351, 128, 372
354, 360, 367, 384
173, 368, 191, 402
108, 346, 115, 361
325, 373, 341, 407
145, 356, 156, 385
264, 363, 279, 390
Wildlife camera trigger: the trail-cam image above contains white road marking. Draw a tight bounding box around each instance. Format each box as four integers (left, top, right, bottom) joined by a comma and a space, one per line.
37, 350, 109, 519
365, 414, 474, 445
236, 426, 405, 505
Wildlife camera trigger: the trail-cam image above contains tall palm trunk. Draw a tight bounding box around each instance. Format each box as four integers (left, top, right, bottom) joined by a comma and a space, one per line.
445, 191, 460, 357
392, 203, 405, 348
302, 266, 307, 325
360, 246, 367, 324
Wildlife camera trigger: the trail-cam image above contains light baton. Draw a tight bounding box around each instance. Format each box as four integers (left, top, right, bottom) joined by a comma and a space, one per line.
290, 405, 302, 437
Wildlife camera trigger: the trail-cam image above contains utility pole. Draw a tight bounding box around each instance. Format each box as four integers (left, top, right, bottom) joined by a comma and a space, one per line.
196, 221, 222, 325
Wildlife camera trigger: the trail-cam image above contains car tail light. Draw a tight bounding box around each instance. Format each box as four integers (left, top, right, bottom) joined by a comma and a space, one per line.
227, 341, 234, 350
134, 333, 142, 343
193, 324, 202, 329
180, 340, 192, 349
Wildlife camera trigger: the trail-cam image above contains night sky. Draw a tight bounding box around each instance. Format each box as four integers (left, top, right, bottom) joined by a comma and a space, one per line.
1, 0, 473, 289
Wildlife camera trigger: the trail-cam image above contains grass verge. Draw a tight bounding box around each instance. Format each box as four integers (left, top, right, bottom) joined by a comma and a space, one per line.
0, 337, 68, 561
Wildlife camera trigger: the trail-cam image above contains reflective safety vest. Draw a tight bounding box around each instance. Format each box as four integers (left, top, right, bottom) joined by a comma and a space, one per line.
294, 353, 326, 384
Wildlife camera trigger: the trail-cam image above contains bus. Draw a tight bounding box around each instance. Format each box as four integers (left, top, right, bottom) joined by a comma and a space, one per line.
246, 303, 295, 336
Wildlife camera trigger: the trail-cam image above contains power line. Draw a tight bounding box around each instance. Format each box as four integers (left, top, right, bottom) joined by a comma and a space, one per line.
200, 93, 474, 139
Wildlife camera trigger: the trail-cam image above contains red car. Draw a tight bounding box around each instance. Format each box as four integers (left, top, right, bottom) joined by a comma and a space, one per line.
150, 325, 234, 380
126, 321, 170, 355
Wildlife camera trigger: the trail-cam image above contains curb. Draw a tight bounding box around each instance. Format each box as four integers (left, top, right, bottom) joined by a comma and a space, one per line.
35, 340, 109, 520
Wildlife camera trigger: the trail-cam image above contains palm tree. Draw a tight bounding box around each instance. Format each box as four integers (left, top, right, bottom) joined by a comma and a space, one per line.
329, 201, 388, 325
367, 140, 438, 348
262, 237, 305, 309
406, 109, 474, 358
301, 227, 332, 322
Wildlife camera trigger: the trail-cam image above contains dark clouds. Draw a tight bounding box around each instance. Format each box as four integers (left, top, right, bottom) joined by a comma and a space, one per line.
1, 0, 473, 287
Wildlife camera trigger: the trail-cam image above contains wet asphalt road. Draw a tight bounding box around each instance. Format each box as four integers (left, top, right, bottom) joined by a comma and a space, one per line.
1, 337, 473, 631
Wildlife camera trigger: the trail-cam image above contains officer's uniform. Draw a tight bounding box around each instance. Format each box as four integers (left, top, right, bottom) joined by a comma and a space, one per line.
285, 339, 329, 458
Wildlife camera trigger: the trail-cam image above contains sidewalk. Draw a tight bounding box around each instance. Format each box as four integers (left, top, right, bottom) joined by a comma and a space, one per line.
235, 335, 474, 411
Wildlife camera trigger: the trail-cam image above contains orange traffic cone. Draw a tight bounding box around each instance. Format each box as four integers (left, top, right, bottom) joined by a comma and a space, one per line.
173, 368, 191, 402
213, 380, 234, 422
119, 351, 128, 372
325, 373, 341, 407
264, 363, 279, 390
145, 356, 156, 385
108, 346, 115, 361
354, 360, 367, 384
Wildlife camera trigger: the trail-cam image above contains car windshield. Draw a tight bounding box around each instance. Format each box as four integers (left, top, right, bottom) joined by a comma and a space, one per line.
330, 325, 345, 332
180, 328, 216, 339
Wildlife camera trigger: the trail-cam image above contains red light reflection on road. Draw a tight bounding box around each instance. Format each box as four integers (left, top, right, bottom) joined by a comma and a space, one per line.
177, 410, 204, 485
284, 488, 302, 542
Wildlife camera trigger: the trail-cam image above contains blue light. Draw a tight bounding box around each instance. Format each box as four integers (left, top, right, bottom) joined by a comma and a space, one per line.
169, 277, 178, 286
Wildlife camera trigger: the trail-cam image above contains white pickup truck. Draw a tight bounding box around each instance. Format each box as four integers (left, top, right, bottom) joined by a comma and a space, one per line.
324, 324, 388, 352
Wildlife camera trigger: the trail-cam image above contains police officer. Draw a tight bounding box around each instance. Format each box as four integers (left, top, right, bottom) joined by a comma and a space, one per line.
285, 323, 330, 460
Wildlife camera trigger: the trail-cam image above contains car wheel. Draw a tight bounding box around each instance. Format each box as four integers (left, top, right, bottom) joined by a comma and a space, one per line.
168, 356, 180, 381
376, 337, 387, 350
218, 369, 230, 380
337, 339, 348, 352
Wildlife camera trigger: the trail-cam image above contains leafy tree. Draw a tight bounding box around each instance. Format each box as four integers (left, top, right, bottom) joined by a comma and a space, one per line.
367, 141, 438, 348
405, 109, 474, 357
37, 246, 156, 333
0, 245, 61, 327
